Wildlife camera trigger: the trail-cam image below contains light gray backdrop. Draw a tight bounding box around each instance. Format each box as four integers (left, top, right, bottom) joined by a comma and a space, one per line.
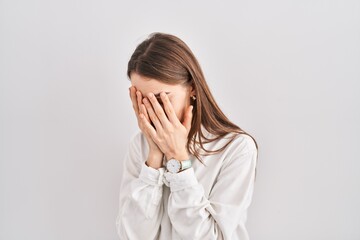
1, 0, 359, 239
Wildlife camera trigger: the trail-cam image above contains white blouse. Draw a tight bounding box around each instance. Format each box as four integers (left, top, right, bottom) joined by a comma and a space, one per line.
115, 126, 258, 240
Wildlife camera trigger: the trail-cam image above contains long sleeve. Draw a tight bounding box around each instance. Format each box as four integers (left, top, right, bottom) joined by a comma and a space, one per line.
115, 131, 166, 240
164, 137, 258, 240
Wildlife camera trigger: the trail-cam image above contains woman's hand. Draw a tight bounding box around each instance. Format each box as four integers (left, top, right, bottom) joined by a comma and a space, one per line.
129, 86, 164, 168
140, 91, 194, 161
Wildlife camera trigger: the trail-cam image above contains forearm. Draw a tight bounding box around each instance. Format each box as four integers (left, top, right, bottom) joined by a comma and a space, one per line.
145, 152, 164, 169
116, 162, 166, 239
165, 168, 223, 239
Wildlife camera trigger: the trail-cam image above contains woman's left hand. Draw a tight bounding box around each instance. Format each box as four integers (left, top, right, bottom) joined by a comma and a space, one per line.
139, 91, 194, 161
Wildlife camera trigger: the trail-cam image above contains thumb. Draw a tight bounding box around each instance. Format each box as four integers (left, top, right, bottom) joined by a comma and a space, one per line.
182, 105, 193, 132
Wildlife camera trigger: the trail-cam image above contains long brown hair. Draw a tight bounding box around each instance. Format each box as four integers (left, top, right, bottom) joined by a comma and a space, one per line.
127, 32, 259, 180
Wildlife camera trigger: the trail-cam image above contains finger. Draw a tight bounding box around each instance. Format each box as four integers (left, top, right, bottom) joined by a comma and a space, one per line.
140, 103, 150, 122
136, 92, 152, 124
129, 86, 139, 116
160, 91, 179, 124
143, 97, 163, 131
140, 101, 154, 128
182, 105, 194, 133
138, 102, 152, 133
147, 92, 172, 129
136, 91, 152, 128
139, 111, 157, 138
136, 90, 143, 115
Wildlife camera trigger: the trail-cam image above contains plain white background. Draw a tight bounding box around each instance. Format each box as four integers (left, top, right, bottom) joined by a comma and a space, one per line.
1, 0, 359, 239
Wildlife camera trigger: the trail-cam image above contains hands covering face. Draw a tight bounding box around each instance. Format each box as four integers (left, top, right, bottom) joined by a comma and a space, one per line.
129, 86, 194, 161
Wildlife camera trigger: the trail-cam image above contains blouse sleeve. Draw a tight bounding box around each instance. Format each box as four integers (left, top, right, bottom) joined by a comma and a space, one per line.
115, 131, 166, 240
164, 136, 258, 239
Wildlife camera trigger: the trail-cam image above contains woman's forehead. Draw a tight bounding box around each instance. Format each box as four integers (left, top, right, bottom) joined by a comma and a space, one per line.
130, 72, 188, 96
131, 83, 173, 96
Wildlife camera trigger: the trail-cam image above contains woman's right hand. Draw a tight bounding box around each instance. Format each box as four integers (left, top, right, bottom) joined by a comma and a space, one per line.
129, 86, 164, 168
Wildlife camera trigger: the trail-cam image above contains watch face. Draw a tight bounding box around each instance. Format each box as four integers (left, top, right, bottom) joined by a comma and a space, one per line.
166, 159, 181, 173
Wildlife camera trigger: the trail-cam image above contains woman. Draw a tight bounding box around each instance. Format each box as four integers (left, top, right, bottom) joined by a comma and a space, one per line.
116, 32, 259, 240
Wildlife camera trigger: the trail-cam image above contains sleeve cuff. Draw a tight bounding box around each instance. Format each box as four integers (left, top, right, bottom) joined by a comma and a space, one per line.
139, 161, 166, 186
164, 167, 199, 192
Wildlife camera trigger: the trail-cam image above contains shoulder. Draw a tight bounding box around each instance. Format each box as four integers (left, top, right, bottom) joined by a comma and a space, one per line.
123, 129, 148, 169
120, 130, 148, 176
230, 133, 257, 154
200, 125, 257, 154
129, 129, 142, 145
128, 129, 146, 149
127, 129, 149, 158
220, 132, 258, 169
199, 128, 257, 157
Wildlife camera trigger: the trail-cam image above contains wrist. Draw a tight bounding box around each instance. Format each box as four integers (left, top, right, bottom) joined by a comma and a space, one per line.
165, 158, 192, 173
165, 152, 189, 161
145, 160, 163, 169
146, 154, 164, 169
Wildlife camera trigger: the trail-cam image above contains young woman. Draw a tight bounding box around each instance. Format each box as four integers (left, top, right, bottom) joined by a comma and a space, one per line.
116, 32, 259, 240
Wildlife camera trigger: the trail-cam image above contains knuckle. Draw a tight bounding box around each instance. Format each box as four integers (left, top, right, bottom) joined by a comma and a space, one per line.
155, 109, 163, 116
156, 136, 162, 143
149, 115, 156, 122
166, 107, 173, 114
167, 127, 174, 134
147, 96, 153, 103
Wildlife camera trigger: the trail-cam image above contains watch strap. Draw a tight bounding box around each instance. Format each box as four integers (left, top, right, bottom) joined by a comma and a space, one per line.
180, 160, 192, 171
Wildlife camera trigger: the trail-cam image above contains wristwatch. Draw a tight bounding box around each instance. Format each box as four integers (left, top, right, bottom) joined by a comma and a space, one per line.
166, 158, 192, 173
